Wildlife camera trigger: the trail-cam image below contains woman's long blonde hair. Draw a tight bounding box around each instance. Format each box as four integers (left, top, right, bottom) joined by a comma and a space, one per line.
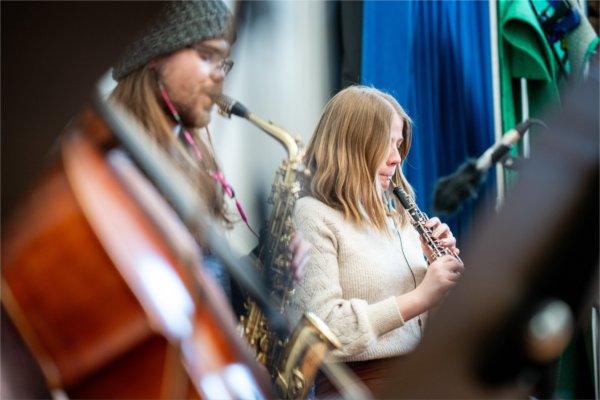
109, 66, 233, 226
304, 85, 414, 232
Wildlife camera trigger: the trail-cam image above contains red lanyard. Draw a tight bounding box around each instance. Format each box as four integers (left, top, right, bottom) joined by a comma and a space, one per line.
158, 80, 259, 238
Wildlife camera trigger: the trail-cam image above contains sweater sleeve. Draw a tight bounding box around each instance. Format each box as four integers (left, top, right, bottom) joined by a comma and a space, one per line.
293, 199, 405, 357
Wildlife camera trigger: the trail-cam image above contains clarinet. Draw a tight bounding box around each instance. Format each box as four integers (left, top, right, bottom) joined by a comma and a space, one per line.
389, 179, 462, 263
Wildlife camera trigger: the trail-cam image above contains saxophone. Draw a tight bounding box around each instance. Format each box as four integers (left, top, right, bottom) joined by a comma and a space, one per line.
216, 94, 341, 399
390, 180, 462, 263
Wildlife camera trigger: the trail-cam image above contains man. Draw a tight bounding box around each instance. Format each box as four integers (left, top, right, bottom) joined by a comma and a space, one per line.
109, 0, 308, 313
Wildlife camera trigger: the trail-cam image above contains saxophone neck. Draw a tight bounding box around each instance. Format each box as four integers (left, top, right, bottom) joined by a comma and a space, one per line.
246, 113, 299, 161
215, 93, 301, 161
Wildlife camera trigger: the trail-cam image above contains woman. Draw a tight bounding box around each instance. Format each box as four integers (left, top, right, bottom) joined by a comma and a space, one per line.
293, 85, 464, 395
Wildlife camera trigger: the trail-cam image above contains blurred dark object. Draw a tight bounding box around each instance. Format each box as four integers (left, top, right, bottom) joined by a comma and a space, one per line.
588, 0, 599, 34
377, 59, 598, 398
339, 0, 363, 89
1, 2, 163, 397
1, 1, 163, 224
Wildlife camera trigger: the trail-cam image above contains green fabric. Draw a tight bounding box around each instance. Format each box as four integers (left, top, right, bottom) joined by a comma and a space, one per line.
498, 0, 564, 187
499, 0, 563, 129
565, 0, 600, 82
498, 0, 599, 187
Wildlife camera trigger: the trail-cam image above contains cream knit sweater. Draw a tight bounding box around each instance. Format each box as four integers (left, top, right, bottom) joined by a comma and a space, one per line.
292, 196, 428, 362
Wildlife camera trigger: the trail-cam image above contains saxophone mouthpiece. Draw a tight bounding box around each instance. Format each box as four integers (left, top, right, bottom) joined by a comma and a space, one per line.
215, 93, 250, 119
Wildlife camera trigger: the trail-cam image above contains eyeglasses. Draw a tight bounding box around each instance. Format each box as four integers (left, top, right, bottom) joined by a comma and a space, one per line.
188, 45, 234, 76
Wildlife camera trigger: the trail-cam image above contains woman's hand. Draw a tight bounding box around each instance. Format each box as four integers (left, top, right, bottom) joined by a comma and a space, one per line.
396, 254, 464, 320
416, 254, 464, 311
420, 217, 460, 259
289, 232, 311, 285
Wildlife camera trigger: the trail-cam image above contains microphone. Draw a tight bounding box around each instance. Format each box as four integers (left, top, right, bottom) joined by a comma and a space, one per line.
432, 120, 533, 215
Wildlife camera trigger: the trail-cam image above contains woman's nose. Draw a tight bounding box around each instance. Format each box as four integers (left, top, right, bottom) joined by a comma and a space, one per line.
388, 147, 401, 166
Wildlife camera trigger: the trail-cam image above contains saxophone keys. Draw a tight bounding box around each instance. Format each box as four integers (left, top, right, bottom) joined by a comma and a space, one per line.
290, 368, 306, 395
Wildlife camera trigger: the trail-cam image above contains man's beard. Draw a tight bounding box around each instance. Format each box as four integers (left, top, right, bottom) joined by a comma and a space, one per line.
162, 99, 211, 129
181, 106, 211, 128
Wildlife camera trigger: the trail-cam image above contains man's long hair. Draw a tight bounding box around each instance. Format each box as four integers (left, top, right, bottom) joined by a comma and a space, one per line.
109, 66, 233, 226
304, 85, 414, 232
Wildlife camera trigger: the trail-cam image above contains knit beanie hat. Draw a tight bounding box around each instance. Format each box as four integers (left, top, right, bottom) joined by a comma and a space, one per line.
112, 0, 233, 81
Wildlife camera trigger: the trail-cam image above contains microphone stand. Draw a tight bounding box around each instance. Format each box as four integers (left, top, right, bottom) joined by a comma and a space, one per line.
432, 118, 547, 215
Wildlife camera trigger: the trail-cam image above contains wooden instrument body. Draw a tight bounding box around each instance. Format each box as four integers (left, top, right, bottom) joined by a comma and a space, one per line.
1, 108, 273, 398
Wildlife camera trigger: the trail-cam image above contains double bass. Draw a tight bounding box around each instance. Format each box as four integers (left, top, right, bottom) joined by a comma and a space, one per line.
1, 87, 275, 398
